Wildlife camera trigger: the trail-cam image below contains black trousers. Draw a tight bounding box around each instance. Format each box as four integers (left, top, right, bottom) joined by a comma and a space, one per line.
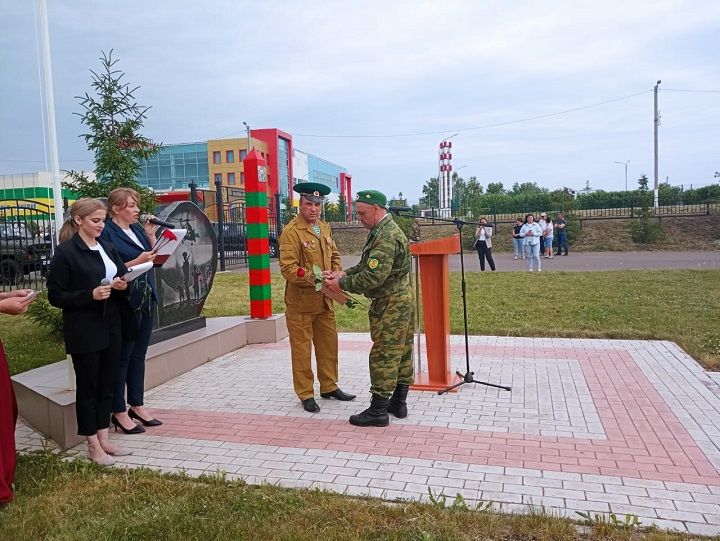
71, 306, 122, 436
476, 241, 496, 271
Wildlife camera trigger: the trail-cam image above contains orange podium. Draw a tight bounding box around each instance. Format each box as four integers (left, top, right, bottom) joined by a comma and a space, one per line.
410, 234, 461, 391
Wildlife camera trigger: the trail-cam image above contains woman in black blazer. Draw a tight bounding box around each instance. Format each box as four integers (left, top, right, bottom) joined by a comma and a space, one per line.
47, 198, 136, 465
100, 188, 162, 434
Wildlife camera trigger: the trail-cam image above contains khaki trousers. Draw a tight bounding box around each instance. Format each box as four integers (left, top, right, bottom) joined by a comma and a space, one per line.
285, 307, 339, 400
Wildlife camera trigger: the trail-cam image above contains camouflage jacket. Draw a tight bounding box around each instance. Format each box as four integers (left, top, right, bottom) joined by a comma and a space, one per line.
279, 215, 341, 312
340, 214, 411, 299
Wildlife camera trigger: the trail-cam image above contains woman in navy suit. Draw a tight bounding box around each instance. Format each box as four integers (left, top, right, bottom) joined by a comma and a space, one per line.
100, 188, 162, 434
47, 198, 134, 465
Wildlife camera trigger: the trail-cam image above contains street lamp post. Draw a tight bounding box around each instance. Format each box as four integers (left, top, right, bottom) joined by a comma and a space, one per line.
242, 121, 252, 153
614, 160, 630, 191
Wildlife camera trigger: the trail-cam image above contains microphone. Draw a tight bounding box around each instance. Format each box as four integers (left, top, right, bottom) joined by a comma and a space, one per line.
100, 278, 111, 318
388, 206, 411, 216
139, 214, 175, 229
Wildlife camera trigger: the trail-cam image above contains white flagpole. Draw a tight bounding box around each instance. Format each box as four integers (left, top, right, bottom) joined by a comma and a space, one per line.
36, 0, 65, 243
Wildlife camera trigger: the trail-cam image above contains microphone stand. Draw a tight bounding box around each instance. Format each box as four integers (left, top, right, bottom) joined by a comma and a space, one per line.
390, 208, 511, 395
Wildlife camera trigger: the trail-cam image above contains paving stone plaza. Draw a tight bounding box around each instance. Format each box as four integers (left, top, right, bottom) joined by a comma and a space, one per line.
17, 334, 720, 536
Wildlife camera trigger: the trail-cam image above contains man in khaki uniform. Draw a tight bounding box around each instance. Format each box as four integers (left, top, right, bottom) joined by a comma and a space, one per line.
279, 183, 356, 413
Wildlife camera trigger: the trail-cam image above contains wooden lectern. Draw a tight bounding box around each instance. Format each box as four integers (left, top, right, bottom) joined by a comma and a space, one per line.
410, 234, 461, 391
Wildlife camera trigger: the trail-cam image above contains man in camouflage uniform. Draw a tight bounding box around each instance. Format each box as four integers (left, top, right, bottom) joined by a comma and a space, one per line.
325, 189, 414, 427
279, 183, 356, 413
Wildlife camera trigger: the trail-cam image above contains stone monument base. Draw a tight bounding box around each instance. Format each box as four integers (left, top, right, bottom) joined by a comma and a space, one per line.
12, 315, 287, 450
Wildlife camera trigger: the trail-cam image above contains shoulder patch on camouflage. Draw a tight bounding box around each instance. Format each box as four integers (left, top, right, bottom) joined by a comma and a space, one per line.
368, 258, 379, 270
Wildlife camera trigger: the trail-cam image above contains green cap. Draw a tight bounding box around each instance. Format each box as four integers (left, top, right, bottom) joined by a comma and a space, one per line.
355, 189, 387, 208
293, 182, 330, 203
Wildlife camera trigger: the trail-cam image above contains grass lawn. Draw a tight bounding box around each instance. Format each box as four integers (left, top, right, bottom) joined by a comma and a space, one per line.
2, 269, 719, 539
204, 269, 720, 370
0, 451, 707, 541
4, 269, 717, 375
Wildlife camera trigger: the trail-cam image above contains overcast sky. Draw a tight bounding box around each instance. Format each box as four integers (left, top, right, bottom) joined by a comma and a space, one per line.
1, 1, 719, 202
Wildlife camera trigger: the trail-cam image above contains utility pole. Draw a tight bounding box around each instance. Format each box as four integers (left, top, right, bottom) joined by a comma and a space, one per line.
653, 80, 661, 209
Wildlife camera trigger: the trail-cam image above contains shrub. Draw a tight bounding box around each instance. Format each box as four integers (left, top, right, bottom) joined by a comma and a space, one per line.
26, 290, 63, 338
630, 209, 666, 244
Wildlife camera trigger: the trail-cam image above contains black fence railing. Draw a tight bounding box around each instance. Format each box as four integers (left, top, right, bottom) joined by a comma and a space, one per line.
0, 200, 54, 292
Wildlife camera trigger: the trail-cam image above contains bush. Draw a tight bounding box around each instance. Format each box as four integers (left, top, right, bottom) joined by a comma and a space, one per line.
630, 209, 666, 244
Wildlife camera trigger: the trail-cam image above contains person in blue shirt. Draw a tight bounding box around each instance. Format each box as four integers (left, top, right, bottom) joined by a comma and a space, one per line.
519, 213, 543, 272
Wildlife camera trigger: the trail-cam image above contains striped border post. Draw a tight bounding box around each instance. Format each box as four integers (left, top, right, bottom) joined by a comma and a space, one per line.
244, 149, 272, 319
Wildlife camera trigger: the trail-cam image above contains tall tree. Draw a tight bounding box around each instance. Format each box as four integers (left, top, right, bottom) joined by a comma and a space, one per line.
420, 177, 439, 208
510, 181, 544, 195
64, 50, 158, 211
486, 181, 505, 195
637, 174, 649, 191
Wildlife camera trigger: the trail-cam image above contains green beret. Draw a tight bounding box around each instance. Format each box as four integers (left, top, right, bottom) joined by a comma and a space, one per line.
355, 189, 387, 208
293, 182, 330, 203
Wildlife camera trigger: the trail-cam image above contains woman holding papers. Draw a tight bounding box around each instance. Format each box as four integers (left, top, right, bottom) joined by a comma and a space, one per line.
47, 198, 134, 465
100, 188, 162, 434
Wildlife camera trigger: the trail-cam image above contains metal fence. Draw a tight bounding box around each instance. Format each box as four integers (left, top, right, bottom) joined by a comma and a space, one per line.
0, 200, 54, 292
202, 190, 285, 269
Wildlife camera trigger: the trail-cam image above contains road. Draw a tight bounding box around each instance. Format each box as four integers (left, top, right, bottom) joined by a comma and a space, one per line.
256, 250, 720, 273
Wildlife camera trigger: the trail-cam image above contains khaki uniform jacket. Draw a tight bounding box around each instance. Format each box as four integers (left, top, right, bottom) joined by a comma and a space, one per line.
279, 215, 342, 313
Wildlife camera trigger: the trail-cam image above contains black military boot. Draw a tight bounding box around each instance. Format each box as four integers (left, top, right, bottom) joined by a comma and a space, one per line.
349, 394, 389, 427
387, 384, 410, 419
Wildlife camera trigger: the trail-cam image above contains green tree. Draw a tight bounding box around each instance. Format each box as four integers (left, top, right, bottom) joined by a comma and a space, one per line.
510, 181, 544, 195
420, 177, 439, 208
486, 182, 505, 195
637, 174, 649, 191
64, 50, 158, 211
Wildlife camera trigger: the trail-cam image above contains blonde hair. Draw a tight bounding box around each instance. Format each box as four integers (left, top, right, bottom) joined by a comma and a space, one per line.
59, 198, 107, 242
107, 188, 141, 217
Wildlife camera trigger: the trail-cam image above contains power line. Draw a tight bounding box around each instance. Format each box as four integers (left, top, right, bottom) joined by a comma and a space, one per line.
293, 89, 652, 139
663, 88, 720, 93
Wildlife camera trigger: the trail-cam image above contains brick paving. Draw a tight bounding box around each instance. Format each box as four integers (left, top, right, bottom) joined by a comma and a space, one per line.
16, 334, 720, 535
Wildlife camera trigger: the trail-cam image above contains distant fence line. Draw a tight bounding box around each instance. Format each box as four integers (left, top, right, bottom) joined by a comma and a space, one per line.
330, 201, 719, 230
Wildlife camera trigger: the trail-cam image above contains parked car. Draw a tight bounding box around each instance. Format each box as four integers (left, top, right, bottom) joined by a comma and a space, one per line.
212, 223, 279, 258
0, 224, 52, 284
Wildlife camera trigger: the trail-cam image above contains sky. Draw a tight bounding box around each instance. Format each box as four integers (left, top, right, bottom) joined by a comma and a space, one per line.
1, 0, 719, 203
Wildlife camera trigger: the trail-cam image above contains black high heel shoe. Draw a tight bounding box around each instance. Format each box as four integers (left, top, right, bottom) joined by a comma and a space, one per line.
129, 409, 163, 427
111, 414, 145, 434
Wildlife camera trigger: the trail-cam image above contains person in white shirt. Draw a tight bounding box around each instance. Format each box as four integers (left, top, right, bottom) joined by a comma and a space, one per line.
543, 215, 554, 258
519, 213, 543, 271
474, 218, 496, 271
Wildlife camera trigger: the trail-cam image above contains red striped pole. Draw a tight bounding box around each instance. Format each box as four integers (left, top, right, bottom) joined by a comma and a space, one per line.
244, 149, 272, 318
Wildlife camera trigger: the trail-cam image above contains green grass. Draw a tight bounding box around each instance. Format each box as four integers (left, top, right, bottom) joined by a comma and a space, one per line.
205, 269, 720, 370
0, 451, 706, 541
3, 269, 718, 374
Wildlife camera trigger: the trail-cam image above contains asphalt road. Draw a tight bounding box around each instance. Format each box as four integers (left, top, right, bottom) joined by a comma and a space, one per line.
261, 250, 720, 273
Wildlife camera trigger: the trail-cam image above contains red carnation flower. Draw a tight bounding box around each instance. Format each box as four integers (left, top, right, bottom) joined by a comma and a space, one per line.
296, 267, 306, 277
162, 229, 177, 241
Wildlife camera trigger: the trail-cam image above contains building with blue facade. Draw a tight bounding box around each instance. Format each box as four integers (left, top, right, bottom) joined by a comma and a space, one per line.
136, 142, 209, 191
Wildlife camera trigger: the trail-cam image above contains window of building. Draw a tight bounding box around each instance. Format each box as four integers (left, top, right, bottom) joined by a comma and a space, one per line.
213, 151, 221, 164
240, 172, 245, 185
239, 149, 247, 161
228, 172, 236, 185
214, 173, 222, 184
226, 150, 234, 163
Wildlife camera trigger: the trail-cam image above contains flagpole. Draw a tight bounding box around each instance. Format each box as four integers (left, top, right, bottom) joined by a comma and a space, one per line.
36, 0, 64, 243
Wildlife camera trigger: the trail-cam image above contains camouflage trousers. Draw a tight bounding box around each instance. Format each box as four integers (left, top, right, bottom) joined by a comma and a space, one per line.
368, 288, 415, 398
